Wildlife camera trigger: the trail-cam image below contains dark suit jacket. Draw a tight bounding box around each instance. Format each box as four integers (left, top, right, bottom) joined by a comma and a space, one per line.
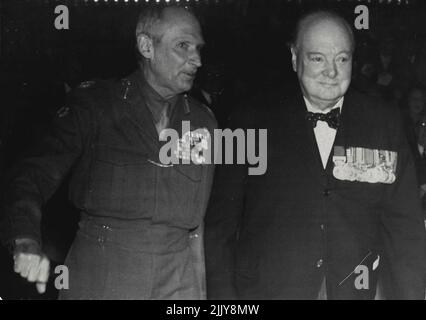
204, 89, 426, 300
403, 115, 426, 188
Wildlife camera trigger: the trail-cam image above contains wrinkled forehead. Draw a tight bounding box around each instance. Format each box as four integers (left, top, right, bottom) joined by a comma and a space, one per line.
298, 18, 353, 53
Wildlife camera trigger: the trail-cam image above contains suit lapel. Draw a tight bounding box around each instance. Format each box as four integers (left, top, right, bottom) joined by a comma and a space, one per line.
325, 90, 365, 180
288, 94, 327, 186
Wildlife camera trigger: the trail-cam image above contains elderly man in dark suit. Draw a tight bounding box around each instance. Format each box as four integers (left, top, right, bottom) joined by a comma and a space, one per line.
204, 10, 426, 300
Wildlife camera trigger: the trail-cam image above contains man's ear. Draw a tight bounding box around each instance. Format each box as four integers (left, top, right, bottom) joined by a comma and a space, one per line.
290, 46, 298, 72
137, 34, 154, 60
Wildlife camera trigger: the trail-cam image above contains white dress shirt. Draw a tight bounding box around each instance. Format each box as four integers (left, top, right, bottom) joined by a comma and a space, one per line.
418, 144, 424, 157
304, 97, 344, 169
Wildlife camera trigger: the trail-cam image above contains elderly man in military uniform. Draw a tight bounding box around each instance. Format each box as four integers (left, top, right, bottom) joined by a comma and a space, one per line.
1, 5, 216, 299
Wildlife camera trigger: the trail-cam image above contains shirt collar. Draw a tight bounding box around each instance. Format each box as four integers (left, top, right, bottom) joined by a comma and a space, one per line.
139, 76, 181, 123
304, 96, 344, 114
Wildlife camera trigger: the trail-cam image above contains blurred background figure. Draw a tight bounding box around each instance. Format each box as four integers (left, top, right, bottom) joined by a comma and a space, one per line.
352, 45, 382, 98
412, 112, 426, 226
375, 35, 399, 100
406, 87, 426, 126
401, 87, 426, 223
413, 39, 426, 89
190, 62, 227, 124
402, 86, 426, 153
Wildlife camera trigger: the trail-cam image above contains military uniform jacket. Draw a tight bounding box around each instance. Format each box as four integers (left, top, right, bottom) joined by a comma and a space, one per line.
204, 89, 426, 300
1, 70, 217, 246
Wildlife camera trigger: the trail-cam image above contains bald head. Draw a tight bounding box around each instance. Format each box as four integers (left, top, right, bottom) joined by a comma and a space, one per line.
292, 11, 355, 53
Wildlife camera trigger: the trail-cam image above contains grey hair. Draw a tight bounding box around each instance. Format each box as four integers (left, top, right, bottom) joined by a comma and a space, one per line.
135, 5, 167, 43
134, 5, 195, 64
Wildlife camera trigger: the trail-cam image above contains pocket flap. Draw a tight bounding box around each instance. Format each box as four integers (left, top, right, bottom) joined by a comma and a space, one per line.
95, 144, 150, 166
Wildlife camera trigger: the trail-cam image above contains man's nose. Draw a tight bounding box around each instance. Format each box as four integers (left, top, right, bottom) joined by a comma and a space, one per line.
323, 62, 337, 78
189, 50, 202, 68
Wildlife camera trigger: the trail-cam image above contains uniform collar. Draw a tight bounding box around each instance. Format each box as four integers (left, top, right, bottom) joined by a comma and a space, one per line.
125, 69, 191, 117
140, 73, 179, 123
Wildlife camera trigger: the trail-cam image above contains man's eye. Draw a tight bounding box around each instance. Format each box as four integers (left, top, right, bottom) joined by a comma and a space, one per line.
177, 42, 189, 50
310, 56, 323, 62
337, 56, 350, 63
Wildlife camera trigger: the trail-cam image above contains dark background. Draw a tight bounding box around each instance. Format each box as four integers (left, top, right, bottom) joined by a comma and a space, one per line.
1, 0, 426, 299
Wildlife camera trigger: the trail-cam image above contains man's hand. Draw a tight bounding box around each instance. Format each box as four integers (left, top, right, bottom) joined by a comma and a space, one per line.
13, 238, 50, 294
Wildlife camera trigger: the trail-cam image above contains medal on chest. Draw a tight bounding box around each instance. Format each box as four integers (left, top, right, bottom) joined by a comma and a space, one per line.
332, 145, 397, 184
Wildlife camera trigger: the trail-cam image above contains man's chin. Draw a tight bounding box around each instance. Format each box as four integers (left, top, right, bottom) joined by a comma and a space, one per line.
309, 94, 344, 109
178, 81, 194, 93
316, 90, 345, 102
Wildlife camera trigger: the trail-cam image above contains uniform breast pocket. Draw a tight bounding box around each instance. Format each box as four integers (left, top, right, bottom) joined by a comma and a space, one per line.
152, 163, 205, 228
88, 144, 156, 217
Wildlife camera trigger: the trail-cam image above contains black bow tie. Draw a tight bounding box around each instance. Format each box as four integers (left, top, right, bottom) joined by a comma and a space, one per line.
306, 108, 341, 129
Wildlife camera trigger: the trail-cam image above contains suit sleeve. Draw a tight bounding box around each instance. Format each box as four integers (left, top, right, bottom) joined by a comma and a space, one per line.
204, 106, 254, 300
381, 107, 426, 299
204, 162, 247, 300
0, 90, 92, 248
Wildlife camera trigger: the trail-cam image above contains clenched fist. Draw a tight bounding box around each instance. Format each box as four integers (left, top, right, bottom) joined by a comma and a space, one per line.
13, 238, 50, 294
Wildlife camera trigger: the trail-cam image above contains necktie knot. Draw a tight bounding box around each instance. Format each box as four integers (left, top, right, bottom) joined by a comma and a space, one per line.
306, 108, 341, 129
156, 102, 170, 136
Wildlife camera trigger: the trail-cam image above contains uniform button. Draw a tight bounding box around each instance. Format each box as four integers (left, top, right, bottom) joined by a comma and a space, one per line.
323, 189, 331, 196
316, 259, 323, 268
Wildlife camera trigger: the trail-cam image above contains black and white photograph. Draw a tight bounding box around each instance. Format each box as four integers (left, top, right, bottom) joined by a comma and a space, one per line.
0, 0, 426, 306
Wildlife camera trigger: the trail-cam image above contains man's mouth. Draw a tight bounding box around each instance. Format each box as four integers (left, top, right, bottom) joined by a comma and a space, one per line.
182, 71, 196, 79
